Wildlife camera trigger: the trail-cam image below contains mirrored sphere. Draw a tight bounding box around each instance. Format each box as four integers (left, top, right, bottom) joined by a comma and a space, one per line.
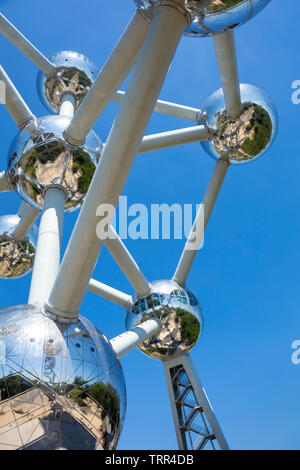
126, 280, 203, 361
135, 0, 271, 37
0, 305, 126, 450
37, 51, 98, 113
200, 84, 278, 164
0, 215, 37, 279
8, 115, 102, 212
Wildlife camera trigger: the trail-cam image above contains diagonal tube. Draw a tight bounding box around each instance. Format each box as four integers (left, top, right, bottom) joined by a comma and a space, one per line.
105, 226, 151, 297
0, 65, 35, 128
46, 1, 189, 319
213, 30, 241, 118
12, 203, 40, 241
112, 90, 202, 122
173, 159, 229, 286
0, 13, 55, 76
64, 11, 150, 146
110, 318, 161, 358
88, 278, 133, 308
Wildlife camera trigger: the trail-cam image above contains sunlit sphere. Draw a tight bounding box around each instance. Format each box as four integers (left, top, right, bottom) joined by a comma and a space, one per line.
37, 51, 98, 113
135, 0, 271, 37
200, 84, 278, 164
0, 305, 126, 450
0, 215, 37, 279
8, 115, 102, 212
125, 280, 203, 361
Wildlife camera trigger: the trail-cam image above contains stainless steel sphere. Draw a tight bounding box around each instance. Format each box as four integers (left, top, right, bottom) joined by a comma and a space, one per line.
200, 84, 278, 164
135, 0, 271, 37
125, 280, 203, 361
37, 51, 98, 113
8, 115, 102, 212
0, 215, 37, 279
0, 305, 126, 450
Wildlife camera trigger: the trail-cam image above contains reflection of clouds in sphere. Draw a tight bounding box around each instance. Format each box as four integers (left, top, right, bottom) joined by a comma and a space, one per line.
37, 51, 98, 113
0, 215, 37, 279
134, 0, 271, 37
8, 115, 102, 212
126, 280, 203, 361
0, 305, 126, 450
201, 84, 278, 164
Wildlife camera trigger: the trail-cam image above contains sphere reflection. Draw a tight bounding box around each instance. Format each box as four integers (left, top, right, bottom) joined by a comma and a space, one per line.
0, 305, 126, 450
201, 84, 278, 164
0, 215, 37, 279
126, 280, 203, 361
37, 51, 98, 113
8, 115, 102, 212
135, 0, 271, 37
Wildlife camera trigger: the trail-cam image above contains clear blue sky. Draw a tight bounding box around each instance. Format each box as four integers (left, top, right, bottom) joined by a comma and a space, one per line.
0, 0, 299, 450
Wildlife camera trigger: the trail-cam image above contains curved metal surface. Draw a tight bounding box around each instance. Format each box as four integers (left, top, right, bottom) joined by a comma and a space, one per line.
0, 215, 37, 279
134, 0, 271, 37
126, 279, 203, 361
0, 305, 126, 450
8, 115, 102, 212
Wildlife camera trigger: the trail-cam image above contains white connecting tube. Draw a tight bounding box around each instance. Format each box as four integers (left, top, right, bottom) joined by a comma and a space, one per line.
110, 318, 161, 358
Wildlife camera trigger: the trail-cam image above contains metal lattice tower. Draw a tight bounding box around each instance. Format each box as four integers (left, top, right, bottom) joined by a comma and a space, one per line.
0, 1, 277, 450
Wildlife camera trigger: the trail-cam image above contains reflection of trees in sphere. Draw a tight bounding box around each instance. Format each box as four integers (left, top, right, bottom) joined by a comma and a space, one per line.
0, 305, 126, 450
37, 51, 98, 113
0, 215, 37, 279
201, 84, 278, 164
134, 0, 271, 37
125, 280, 203, 361
8, 115, 102, 212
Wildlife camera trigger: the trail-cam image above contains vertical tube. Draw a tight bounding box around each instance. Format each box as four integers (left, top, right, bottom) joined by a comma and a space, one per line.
173, 159, 229, 286
47, 2, 189, 318
28, 187, 66, 306
64, 11, 150, 146
59, 93, 75, 118
213, 30, 241, 118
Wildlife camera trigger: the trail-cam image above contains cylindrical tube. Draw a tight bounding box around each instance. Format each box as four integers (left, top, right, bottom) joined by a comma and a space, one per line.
173, 159, 229, 286
28, 187, 66, 306
59, 93, 75, 118
213, 30, 241, 118
105, 226, 151, 297
110, 318, 161, 358
64, 11, 150, 146
112, 90, 202, 122
0, 13, 55, 76
47, 2, 189, 319
0, 65, 34, 129
138, 125, 208, 154
13, 204, 40, 241
88, 278, 133, 308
